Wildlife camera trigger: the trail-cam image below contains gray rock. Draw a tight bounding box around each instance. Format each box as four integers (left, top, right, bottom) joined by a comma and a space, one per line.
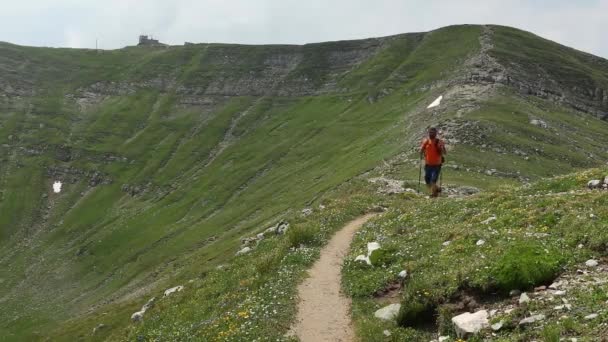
236, 247, 252, 256
92, 323, 106, 334
256, 233, 265, 240
277, 222, 290, 234
584, 313, 598, 320
604, 175, 608, 185
519, 292, 530, 304
588, 180, 602, 189
452, 310, 489, 338
519, 314, 545, 325
509, 289, 521, 297
398, 270, 408, 278
476, 239, 486, 246
585, 259, 599, 267
491, 321, 504, 331
164, 285, 184, 297
131, 297, 156, 322
301, 208, 313, 216
374, 304, 401, 321
530, 119, 548, 128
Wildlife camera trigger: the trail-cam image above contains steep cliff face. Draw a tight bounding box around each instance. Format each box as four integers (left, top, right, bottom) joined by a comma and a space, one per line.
1, 25, 608, 340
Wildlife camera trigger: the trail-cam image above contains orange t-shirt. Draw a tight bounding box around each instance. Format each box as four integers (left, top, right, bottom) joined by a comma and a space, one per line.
421, 138, 444, 166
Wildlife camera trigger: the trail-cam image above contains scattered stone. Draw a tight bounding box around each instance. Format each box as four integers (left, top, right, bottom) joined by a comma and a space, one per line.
519, 314, 545, 325
367, 242, 381, 255
301, 208, 313, 216
265, 226, 277, 235
585, 259, 599, 267
355, 254, 371, 265
452, 310, 489, 338
549, 281, 562, 290
383, 330, 391, 337
164, 285, 184, 297
236, 247, 252, 256
553, 290, 566, 296
92, 323, 106, 334
489, 309, 498, 317
519, 292, 530, 304
509, 289, 521, 297
491, 321, 504, 331
374, 304, 401, 321
277, 222, 290, 234
476, 239, 486, 246
530, 119, 548, 128
256, 233, 265, 240
584, 313, 598, 320
398, 270, 408, 278
481, 215, 497, 224
438, 336, 449, 342
319, 204, 326, 210
534, 285, 547, 292
241, 237, 257, 246
131, 297, 156, 323
588, 180, 602, 189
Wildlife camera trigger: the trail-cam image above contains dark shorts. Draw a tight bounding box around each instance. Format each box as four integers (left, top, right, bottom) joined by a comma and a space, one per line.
424, 165, 442, 184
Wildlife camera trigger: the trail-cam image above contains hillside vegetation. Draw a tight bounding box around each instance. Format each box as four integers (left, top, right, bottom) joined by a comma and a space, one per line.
0, 24, 607, 340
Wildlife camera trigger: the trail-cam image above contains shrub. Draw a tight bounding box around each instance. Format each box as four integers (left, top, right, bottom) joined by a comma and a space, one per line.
287, 225, 318, 247
369, 247, 397, 267
397, 295, 435, 327
490, 242, 563, 292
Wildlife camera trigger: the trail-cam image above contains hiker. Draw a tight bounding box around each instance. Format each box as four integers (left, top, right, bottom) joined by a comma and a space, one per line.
420, 127, 446, 198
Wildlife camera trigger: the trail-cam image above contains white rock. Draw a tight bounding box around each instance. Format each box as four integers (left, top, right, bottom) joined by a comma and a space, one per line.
383, 330, 391, 337
301, 208, 313, 216
398, 270, 408, 278
481, 215, 497, 224
164, 285, 184, 297
577, 244, 584, 249
452, 310, 489, 338
519, 292, 530, 304
367, 242, 381, 255
131, 311, 144, 322
584, 313, 598, 320
604, 176, 608, 185
264, 226, 278, 234
277, 222, 290, 234
509, 289, 521, 297
530, 119, 548, 128
438, 336, 449, 342
585, 259, 599, 267
588, 180, 602, 189
476, 239, 486, 246
549, 281, 562, 290
442, 241, 452, 247
374, 304, 401, 321
256, 233, 265, 240
427, 95, 443, 109
519, 314, 545, 325
491, 321, 504, 331
236, 247, 252, 256
355, 255, 371, 265
553, 290, 566, 296
489, 309, 497, 317
53, 181, 62, 193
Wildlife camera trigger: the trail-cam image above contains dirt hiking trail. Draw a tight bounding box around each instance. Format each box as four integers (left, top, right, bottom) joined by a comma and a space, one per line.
290, 214, 378, 342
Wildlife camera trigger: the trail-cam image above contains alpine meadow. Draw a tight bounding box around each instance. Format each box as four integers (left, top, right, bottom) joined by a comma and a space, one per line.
1, 24, 608, 341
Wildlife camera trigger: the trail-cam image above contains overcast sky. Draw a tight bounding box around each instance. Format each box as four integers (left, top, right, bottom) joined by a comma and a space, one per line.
1, 0, 606, 58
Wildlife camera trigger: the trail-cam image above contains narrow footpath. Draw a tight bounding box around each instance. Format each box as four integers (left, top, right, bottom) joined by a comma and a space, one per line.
289, 214, 378, 342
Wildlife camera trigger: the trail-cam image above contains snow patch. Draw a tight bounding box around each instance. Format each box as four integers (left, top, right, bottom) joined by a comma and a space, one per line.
427, 95, 443, 109
53, 181, 62, 193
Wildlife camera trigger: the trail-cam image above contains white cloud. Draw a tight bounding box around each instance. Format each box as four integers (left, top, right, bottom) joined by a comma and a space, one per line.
0, 0, 606, 58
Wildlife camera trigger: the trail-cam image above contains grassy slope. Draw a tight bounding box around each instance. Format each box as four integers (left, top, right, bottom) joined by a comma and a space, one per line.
0, 24, 607, 340
344, 168, 608, 341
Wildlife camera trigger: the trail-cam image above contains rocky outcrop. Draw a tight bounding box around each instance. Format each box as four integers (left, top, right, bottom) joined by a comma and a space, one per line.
46, 166, 112, 187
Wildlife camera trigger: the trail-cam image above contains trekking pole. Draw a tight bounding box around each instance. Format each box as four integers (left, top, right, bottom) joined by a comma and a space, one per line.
417, 153, 423, 194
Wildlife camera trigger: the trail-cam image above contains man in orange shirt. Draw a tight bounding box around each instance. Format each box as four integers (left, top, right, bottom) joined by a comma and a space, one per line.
420, 127, 446, 198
